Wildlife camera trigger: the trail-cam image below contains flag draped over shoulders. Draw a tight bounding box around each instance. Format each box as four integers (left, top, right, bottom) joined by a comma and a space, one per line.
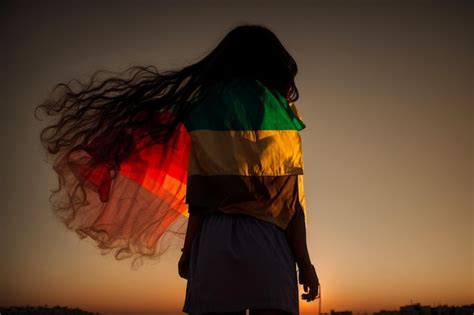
51, 77, 307, 269
52, 108, 192, 269
183, 78, 307, 230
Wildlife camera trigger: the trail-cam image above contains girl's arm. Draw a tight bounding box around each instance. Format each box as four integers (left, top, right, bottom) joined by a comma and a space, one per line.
284, 205, 320, 301
284, 204, 313, 270
181, 206, 206, 256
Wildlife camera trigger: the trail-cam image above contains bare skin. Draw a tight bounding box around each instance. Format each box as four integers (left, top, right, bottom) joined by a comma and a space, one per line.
283, 204, 320, 302
178, 204, 319, 315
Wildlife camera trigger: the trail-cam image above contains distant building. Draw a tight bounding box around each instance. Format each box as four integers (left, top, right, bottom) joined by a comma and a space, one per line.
0, 305, 101, 315
399, 302, 474, 315
374, 309, 399, 315
330, 309, 353, 315
400, 303, 431, 315
431, 303, 474, 315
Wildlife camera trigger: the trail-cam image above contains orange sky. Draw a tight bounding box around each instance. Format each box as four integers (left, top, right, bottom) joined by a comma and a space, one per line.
0, 1, 472, 315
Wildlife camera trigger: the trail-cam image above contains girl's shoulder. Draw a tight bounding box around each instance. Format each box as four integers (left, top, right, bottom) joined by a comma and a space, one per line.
184, 77, 305, 132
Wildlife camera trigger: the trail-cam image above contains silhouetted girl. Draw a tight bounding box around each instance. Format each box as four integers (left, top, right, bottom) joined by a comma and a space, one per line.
35, 24, 319, 315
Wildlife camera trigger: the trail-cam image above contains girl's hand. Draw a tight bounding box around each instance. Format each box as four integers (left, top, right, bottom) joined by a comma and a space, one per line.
178, 250, 191, 280
298, 263, 319, 302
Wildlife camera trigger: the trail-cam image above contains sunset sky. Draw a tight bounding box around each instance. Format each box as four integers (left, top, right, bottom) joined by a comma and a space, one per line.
0, 1, 472, 315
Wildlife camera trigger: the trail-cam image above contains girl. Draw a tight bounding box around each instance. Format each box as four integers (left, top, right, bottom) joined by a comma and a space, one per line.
35, 24, 319, 315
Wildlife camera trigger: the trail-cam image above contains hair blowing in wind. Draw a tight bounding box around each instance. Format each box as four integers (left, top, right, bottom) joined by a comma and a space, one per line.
34, 24, 299, 270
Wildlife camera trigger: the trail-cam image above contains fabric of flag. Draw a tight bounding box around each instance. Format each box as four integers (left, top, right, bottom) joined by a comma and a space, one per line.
52, 110, 191, 269
182, 78, 307, 230
51, 77, 306, 269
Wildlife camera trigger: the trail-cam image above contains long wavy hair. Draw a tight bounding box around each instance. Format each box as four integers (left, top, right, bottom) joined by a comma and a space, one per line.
34, 23, 299, 269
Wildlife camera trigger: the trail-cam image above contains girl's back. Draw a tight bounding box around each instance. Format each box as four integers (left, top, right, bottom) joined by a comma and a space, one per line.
183, 77, 307, 231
